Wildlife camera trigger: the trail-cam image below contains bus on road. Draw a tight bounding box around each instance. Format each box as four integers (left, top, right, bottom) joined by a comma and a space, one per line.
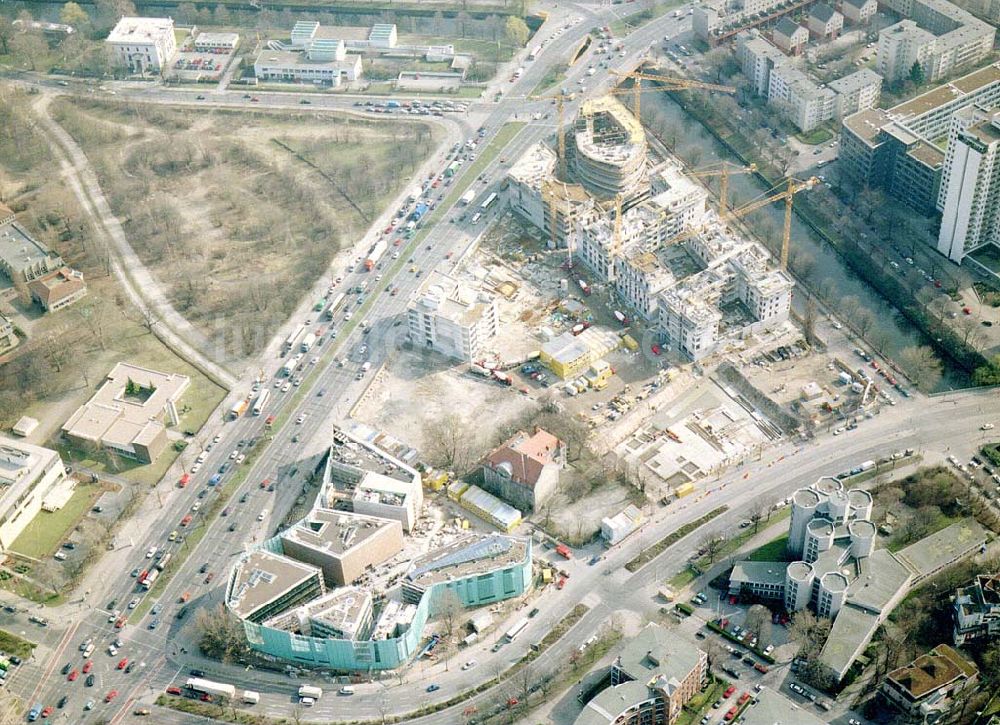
481, 192, 498, 210
504, 617, 529, 642
252, 389, 269, 416
326, 292, 346, 320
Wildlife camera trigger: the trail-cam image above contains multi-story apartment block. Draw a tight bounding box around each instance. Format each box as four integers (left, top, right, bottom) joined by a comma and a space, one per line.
841, 63, 1000, 215
105, 17, 177, 74
0, 438, 68, 553
937, 106, 1000, 263
575, 624, 707, 725
768, 64, 837, 132
406, 271, 498, 363
829, 69, 883, 119
736, 31, 787, 96
876, 0, 994, 84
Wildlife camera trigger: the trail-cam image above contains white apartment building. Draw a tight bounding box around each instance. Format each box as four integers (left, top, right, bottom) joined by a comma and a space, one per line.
658, 272, 726, 360
768, 64, 837, 132
937, 107, 1000, 263
105, 17, 177, 74
406, 271, 498, 362
0, 438, 68, 552
736, 31, 787, 96
829, 69, 883, 119
878, 20, 938, 82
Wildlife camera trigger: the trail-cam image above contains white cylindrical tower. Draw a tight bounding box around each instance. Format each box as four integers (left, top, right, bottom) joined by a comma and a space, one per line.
848, 489, 874, 522
785, 561, 814, 612
789, 488, 821, 558
819, 572, 849, 618
804, 518, 834, 563
849, 520, 877, 559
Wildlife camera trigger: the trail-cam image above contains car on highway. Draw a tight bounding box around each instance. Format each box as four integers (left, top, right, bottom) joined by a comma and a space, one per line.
426, 684, 440, 692
105, 690, 118, 703
180, 515, 193, 527
258, 510, 268, 521
148, 619, 159, 630
205, 572, 215, 583
166, 687, 182, 696
168, 530, 178, 541
461, 660, 477, 670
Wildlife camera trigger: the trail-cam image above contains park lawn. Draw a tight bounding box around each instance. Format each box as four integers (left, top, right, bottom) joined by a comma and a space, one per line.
747, 533, 790, 562
9, 483, 103, 560
0, 629, 36, 658
532, 62, 568, 96
795, 127, 833, 145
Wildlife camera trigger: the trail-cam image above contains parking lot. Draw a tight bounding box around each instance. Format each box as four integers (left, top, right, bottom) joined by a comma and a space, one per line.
170, 48, 235, 82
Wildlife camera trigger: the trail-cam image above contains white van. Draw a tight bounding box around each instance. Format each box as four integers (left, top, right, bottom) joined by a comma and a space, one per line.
471, 212, 482, 224
339, 686, 355, 696
299, 697, 315, 707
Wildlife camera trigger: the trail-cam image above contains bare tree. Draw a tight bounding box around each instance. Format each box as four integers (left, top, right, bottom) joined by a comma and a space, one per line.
748, 499, 767, 535
743, 604, 772, 646
700, 531, 727, 564
436, 589, 465, 638
897, 346, 943, 392
195, 604, 249, 663
426, 414, 474, 472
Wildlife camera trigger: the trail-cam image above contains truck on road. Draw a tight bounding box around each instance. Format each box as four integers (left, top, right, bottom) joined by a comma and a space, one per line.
298, 685, 323, 701
299, 332, 316, 352
461, 189, 476, 205
410, 202, 430, 222
365, 239, 387, 271
229, 398, 249, 419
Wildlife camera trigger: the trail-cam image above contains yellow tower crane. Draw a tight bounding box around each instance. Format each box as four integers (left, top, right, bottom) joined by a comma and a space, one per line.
653, 176, 819, 270
607, 69, 736, 121
690, 162, 758, 217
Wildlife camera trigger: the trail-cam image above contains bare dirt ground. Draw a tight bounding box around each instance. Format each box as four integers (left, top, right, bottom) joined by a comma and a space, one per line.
49, 97, 441, 361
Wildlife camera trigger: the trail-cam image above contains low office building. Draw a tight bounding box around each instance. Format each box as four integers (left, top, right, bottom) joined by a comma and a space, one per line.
0, 438, 68, 553
0, 203, 65, 284
61, 362, 190, 463
840, 63, 1000, 215
881, 644, 978, 724
192, 32, 240, 51
952, 573, 1000, 645
773, 17, 808, 54
808, 3, 844, 39
28, 267, 87, 312
481, 428, 564, 512
406, 271, 499, 363
279, 509, 404, 587
601, 504, 643, 545
105, 17, 177, 74
539, 327, 621, 379
841, 0, 877, 24
936, 106, 1000, 265
574, 623, 707, 725
254, 48, 361, 86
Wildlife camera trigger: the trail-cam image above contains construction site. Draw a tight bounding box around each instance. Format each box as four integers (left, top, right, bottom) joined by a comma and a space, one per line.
352, 73, 911, 543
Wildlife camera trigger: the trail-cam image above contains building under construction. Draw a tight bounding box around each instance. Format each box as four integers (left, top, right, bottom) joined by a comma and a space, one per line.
506, 97, 794, 361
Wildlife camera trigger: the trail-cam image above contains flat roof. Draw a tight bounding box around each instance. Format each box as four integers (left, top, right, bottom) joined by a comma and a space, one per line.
731, 560, 787, 586
62, 362, 190, 448
228, 549, 321, 620
737, 687, 827, 725
406, 534, 527, 588
829, 69, 881, 95
0, 436, 62, 516
281, 508, 400, 557
886, 644, 977, 699
895, 519, 987, 579
907, 142, 945, 167
264, 586, 371, 640
950, 63, 1000, 94
254, 49, 358, 71
818, 604, 880, 677
844, 108, 892, 144
0, 220, 56, 274
106, 16, 174, 43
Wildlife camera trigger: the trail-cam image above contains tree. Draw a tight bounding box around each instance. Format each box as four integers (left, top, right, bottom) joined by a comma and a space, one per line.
974, 354, 1000, 385
93, 0, 136, 29
504, 16, 529, 48
435, 589, 464, 638
0, 16, 15, 55
748, 499, 767, 535
425, 414, 473, 472
10, 33, 49, 71
195, 604, 250, 663
699, 531, 726, 564
908, 60, 925, 86
60, 2, 91, 30
743, 604, 772, 646
898, 346, 942, 392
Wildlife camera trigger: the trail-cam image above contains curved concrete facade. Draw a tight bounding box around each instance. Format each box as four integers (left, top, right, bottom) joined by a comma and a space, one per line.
848, 488, 873, 521
818, 572, 849, 618
571, 97, 647, 202
789, 487, 822, 557
849, 519, 877, 559
805, 517, 835, 563
785, 561, 815, 612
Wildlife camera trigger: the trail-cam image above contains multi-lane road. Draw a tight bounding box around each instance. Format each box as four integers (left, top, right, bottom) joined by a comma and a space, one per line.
3, 2, 995, 723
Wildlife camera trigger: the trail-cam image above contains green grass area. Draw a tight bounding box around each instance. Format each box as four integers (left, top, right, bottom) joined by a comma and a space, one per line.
626, 506, 729, 572
669, 566, 698, 590
0, 629, 36, 659
795, 127, 834, 145
982, 443, 1000, 467
746, 533, 790, 562
532, 62, 568, 96
888, 512, 963, 552
610, 0, 685, 35
677, 678, 726, 725
9, 484, 103, 560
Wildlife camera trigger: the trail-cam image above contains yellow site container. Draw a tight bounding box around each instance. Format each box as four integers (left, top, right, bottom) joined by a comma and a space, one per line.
622, 335, 639, 352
